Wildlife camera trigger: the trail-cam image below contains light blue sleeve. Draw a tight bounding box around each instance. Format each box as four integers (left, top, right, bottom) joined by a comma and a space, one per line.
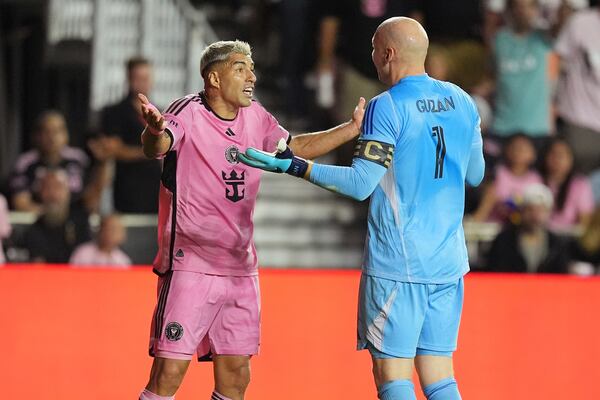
465, 100, 485, 187
306, 91, 400, 200
308, 158, 388, 201
360, 91, 401, 145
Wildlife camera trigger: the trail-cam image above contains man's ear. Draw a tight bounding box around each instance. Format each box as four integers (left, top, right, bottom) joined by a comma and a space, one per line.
207, 70, 220, 89
385, 46, 395, 63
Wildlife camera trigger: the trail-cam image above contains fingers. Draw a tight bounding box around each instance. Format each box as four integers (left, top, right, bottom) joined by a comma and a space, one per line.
357, 96, 366, 110
138, 93, 149, 104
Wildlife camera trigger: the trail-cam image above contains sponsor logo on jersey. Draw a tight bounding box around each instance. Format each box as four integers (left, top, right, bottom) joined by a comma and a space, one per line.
222, 170, 245, 202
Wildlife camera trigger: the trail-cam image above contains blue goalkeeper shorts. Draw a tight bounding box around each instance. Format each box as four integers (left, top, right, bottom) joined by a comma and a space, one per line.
357, 273, 464, 358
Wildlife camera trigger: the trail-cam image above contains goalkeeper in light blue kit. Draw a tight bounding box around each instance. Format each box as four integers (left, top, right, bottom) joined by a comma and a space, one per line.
240, 17, 484, 400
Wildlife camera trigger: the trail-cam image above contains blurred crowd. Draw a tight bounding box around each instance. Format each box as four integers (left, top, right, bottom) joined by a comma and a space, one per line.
1, 0, 599, 273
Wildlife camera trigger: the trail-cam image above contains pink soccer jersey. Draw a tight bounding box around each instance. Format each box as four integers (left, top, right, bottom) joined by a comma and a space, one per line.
152, 92, 289, 276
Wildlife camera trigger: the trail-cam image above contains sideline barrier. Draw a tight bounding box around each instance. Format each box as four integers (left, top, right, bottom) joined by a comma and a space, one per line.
1, 266, 599, 399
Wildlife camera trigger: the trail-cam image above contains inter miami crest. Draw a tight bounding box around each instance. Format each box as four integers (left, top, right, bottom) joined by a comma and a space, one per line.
165, 322, 184, 341
225, 145, 240, 164
222, 170, 245, 202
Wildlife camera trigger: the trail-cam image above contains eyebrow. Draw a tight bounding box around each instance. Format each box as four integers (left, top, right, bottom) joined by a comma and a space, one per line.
232, 60, 254, 69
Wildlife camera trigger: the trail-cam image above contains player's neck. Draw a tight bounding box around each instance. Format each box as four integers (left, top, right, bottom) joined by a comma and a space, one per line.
391, 65, 426, 85
203, 91, 239, 120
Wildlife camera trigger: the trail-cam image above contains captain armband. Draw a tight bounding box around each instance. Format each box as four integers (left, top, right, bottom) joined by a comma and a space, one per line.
353, 140, 394, 168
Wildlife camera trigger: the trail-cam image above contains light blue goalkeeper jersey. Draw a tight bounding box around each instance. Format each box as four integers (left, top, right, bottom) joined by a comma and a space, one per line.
359, 74, 482, 284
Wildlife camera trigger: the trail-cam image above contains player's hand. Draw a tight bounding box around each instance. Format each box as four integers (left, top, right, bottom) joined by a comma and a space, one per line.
239, 138, 309, 178
138, 93, 166, 134
351, 97, 366, 134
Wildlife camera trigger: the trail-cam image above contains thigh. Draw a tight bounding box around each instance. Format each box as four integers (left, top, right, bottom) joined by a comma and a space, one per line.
371, 356, 414, 387
150, 271, 225, 360
357, 274, 429, 358
208, 275, 261, 356
417, 278, 464, 353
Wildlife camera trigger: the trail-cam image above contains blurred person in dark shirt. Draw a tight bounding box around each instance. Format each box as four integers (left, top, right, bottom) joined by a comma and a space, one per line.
9, 111, 91, 213
315, 0, 419, 165
99, 57, 161, 213
486, 183, 569, 273
23, 169, 91, 263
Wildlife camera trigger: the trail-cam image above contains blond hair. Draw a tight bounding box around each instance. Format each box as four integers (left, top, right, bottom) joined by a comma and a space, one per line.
200, 40, 252, 79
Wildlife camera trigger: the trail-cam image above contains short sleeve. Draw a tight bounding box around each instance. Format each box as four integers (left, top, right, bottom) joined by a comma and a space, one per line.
555, 16, 578, 59
9, 155, 32, 194
261, 111, 290, 153
163, 98, 194, 153
575, 177, 595, 214
359, 92, 400, 145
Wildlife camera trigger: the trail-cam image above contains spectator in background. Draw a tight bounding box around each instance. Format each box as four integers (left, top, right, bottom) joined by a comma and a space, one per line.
9, 111, 90, 213
315, 0, 420, 163
484, 0, 588, 44
23, 170, 91, 263
540, 138, 594, 231
491, 0, 556, 146
99, 57, 161, 213
472, 133, 542, 222
569, 207, 600, 273
555, 2, 600, 173
69, 214, 131, 267
0, 194, 11, 264
486, 183, 569, 273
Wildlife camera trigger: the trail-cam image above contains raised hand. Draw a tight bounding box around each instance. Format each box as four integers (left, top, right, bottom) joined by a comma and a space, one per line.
138, 93, 166, 134
352, 97, 366, 133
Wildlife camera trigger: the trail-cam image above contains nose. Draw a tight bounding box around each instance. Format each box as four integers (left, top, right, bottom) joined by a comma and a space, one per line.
248, 69, 257, 83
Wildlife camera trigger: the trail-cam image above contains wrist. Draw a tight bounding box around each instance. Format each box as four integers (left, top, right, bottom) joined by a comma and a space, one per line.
286, 156, 309, 178
145, 124, 164, 137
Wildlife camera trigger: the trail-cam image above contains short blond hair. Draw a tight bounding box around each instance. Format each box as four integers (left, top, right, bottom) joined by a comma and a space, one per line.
200, 40, 252, 79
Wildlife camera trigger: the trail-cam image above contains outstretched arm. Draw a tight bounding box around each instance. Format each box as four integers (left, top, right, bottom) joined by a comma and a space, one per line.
239, 138, 393, 201
289, 97, 365, 159
139, 94, 172, 158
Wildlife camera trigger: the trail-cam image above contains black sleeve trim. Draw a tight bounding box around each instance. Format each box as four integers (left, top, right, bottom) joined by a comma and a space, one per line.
164, 128, 175, 153
353, 140, 394, 168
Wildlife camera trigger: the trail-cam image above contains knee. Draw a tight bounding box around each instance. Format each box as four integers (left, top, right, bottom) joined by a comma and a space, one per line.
217, 361, 251, 394
151, 363, 186, 394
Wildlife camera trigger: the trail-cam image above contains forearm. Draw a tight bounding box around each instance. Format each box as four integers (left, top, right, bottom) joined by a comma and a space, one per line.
466, 143, 485, 187
82, 161, 112, 213
306, 158, 387, 201
141, 127, 172, 159
290, 121, 359, 160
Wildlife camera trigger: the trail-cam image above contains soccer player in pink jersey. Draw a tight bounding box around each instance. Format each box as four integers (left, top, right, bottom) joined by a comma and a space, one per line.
136, 40, 365, 400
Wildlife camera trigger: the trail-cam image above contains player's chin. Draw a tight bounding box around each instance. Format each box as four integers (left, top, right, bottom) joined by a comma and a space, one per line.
239, 96, 253, 107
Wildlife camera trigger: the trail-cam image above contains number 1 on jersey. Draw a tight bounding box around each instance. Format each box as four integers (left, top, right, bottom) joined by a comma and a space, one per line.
432, 126, 446, 179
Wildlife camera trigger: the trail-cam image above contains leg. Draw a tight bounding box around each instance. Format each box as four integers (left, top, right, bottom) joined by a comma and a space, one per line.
371, 356, 416, 400
415, 278, 464, 400
213, 355, 251, 400
144, 357, 191, 397
415, 355, 460, 400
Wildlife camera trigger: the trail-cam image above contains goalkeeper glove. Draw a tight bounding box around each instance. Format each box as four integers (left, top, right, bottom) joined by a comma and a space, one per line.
239, 138, 309, 178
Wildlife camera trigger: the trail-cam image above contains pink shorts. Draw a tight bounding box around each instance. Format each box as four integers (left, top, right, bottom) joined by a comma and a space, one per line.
148, 270, 260, 361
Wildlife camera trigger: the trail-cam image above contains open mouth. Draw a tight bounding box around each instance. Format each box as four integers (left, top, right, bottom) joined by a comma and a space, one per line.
243, 87, 254, 98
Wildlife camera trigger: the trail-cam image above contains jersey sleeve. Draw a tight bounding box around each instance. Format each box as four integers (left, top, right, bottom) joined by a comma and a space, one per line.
360, 92, 401, 145
162, 98, 193, 153
466, 96, 485, 187
260, 109, 290, 152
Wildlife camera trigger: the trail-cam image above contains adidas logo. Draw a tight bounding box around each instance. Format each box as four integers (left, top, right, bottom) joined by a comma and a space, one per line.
175, 249, 184, 258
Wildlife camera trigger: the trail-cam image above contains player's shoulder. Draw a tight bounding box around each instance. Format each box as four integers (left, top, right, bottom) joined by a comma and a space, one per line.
434, 79, 477, 112
163, 93, 203, 117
